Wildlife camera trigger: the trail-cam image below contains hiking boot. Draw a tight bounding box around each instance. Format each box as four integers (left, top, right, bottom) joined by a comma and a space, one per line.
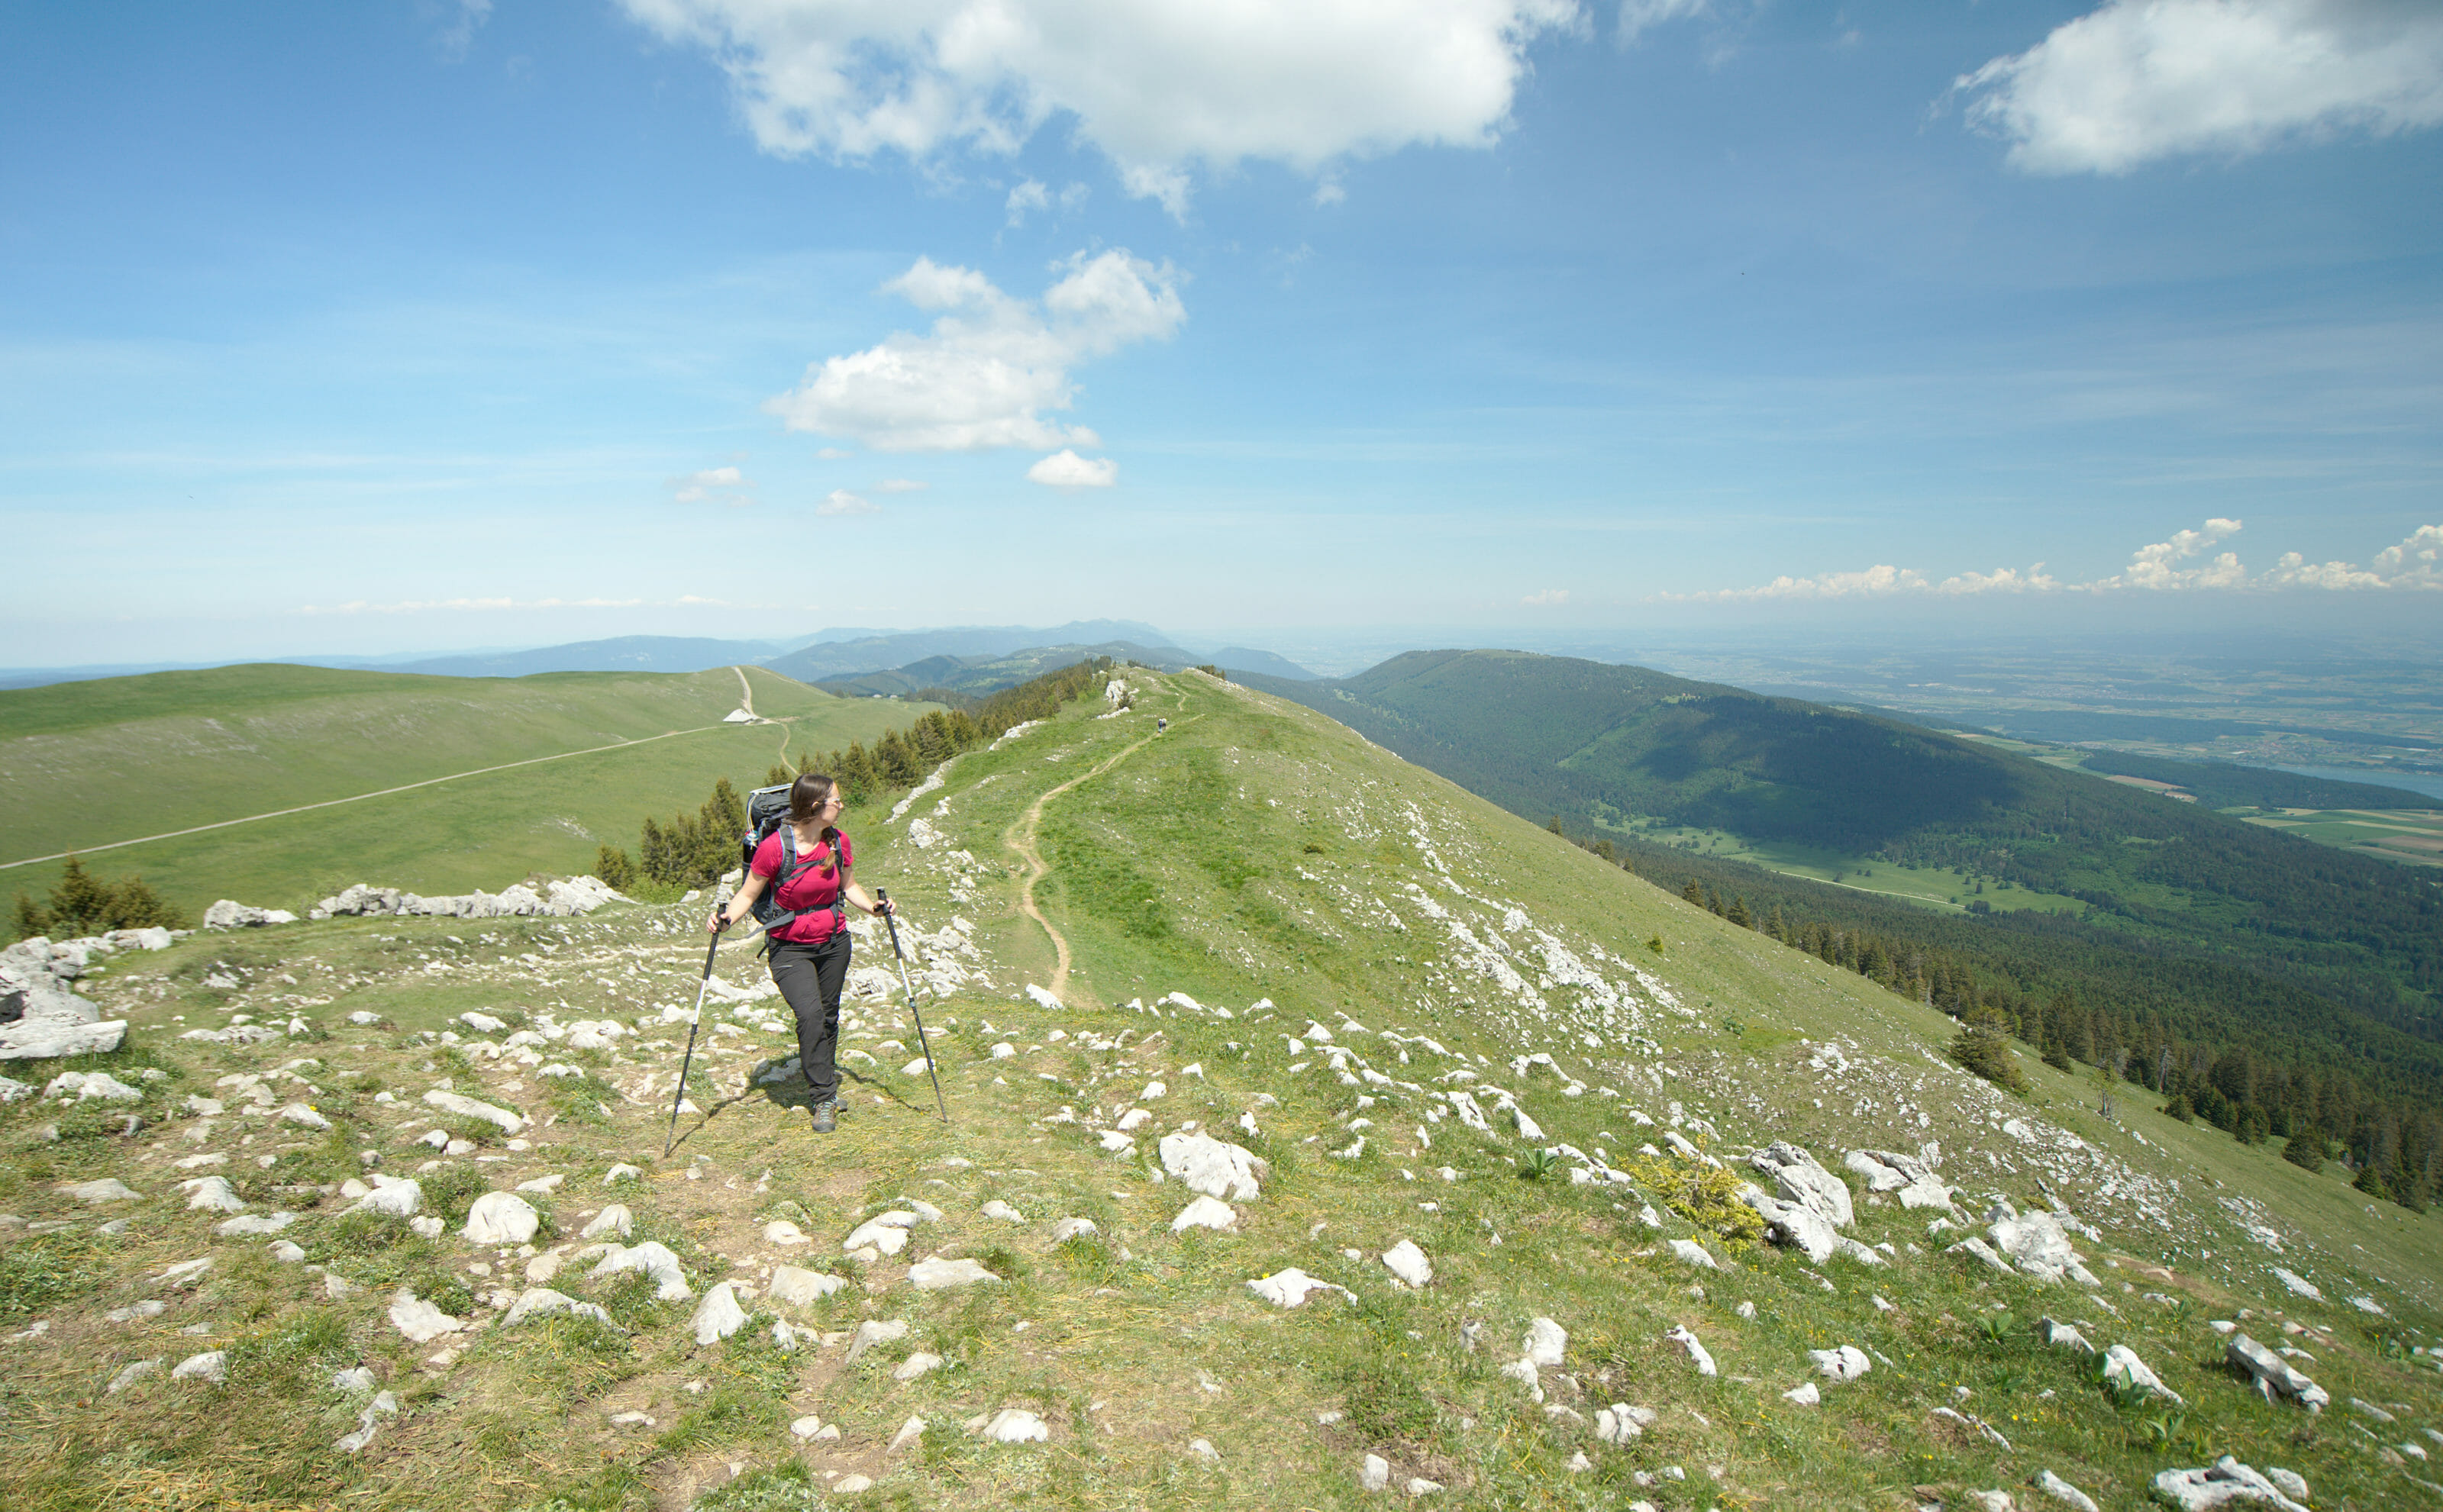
808, 1101, 837, 1134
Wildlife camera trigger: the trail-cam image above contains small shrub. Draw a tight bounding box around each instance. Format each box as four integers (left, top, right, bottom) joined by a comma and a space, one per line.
1623, 1151, 1767, 1247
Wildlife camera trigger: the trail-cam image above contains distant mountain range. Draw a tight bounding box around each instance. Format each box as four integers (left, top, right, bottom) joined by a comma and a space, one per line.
0, 621, 1317, 692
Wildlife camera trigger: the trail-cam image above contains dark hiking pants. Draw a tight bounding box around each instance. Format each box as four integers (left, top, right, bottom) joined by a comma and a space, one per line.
769, 932, 851, 1106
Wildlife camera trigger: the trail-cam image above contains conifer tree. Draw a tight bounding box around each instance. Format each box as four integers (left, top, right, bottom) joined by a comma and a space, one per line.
1682, 879, 1704, 906
2281, 1127, 2325, 1173
1948, 1002, 2027, 1094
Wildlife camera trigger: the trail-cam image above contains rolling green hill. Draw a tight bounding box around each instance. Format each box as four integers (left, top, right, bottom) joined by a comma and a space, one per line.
4, 666, 2436, 1512
0, 663, 934, 917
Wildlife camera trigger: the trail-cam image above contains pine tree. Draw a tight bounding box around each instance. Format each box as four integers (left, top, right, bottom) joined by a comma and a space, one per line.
2043, 1037, 2075, 1072
11, 893, 47, 942
2354, 1161, 2393, 1201
1948, 1003, 2028, 1094
45, 856, 115, 937
1725, 895, 1750, 928
595, 845, 636, 893
105, 875, 182, 930
1682, 879, 1704, 907
2280, 1128, 2324, 1173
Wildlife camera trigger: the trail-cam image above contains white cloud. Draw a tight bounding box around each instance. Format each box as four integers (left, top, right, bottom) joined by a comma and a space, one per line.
817, 488, 879, 515
1312, 179, 1347, 206
1618, 0, 1711, 45
618, 0, 1580, 209
670, 464, 754, 505
766, 250, 1183, 452
1954, 0, 2443, 175
436, 0, 492, 61
1522, 587, 1570, 605
1005, 179, 1050, 227
874, 478, 927, 493
2261, 523, 2443, 589
300, 595, 664, 615
1670, 564, 1933, 602
2086, 516, 2246, 590
1935, 564, 2060, 595
816, 447, 852, 459
1027, 449, 1118, 488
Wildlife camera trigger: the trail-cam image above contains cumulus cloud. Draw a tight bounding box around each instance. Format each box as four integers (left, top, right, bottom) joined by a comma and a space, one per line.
435, 0, 492, 61
766, 250, 1182, 453
618, 0, 1580, 209
874, 478, 927, 493
1026, 449, 1118, 488
2086, 516, 2246, 590
1954, 0, 2443, 174
1664, 518, 2443, 602
1522, 588, 1570, 605
670, 465, 754, 505
816, 489, 879, 515
1618, 0, 1712, 44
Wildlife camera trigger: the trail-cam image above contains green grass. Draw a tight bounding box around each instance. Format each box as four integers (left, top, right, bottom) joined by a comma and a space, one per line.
2241, 805, 2443, 868
1618, 824, 2091, 917
1, 667, 2436, 1512
2, 663, 938, 914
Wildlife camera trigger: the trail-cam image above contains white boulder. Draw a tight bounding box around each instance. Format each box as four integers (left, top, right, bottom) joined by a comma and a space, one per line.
462, 1191, 540, 1246
1158, 1132, 1267, 1201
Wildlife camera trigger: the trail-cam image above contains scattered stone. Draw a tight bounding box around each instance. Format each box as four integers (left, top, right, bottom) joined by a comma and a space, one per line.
833, 1474, 873, 1493
984, 1407, 1049, 1443
347, 1176, 422, 1218
2152, 1457, 2310, 1512
2039, 1317, 2095, 1356
580, 1205, 633, 1240
1383, 1239, 1433, 1286
502, 1288, 620, 1328
335, 1390, 399, 1453
171, 1349, 227, 1385
1051, 1217, 1099, 1242
690, 1282, 749, 1345
421, 1089, 525, 1134
2032, 1468, 2097, 1511
462, 1191, 540, 1246
981, 1199, 1026, 1223
1171, 1196, 1238, 1233
1670, 1238, 1718, 1269
1966, 1493, 2015, 1512
1158, 1131, 1267, 1201
61, 1178, 140, 1204
107, 1358, 164, 1393
762, 1219, 809, 1246
388, 1288, 464, 1343
181, 1176, 246, 1214
1809, 1346, 1870, 1382
408, 1216, 445, 1240
2103, 1344, 2183, 1404
790, 1414, 825, 1440
1986, 1201, 2095, 1285
1666, 1325, 1715, 1375
767, 1265, 845, 1307
2227, 1335, 2329, 1412
894, 1351, 943, 1381
1246, 1269, 1354, 1307
889, 1416, 926, 1452
846, 1320, 909, 1364
845, 1211, 921, 1256
219, 1212, 296, 1236
107, 1301, 167, 1323
1361, 1454, 1392, 1491
1844, 1147, 1955, 1210
1949, 1236, 2015, 1275
1596, 1404, 1655, 1444
2271, 1268, 2322, 1301
589, 1241, 692, 1301
2265, 1468, 2310, 1501
908, 1256, 1000, 1291
48, 1071, 144, 1102
202, 901, 299, 930
608, 1410, 654, 1429
603, 1164, 642, 1185
1783, 1381, 1821, 1406
1406, 1477, 1444, 1496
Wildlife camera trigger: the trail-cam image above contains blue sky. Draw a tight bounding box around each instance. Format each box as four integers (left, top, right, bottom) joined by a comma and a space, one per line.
4, 0, 2440, 667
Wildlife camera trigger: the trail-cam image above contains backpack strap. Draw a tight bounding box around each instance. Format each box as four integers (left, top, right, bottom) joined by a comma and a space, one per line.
764, 824, 848, 946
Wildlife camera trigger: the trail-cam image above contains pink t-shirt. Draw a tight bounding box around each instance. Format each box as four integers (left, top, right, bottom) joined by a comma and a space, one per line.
750, 827, 854, 944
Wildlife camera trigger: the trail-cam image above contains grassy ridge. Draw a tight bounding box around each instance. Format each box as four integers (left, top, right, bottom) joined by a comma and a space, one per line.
1, 663, 935, 916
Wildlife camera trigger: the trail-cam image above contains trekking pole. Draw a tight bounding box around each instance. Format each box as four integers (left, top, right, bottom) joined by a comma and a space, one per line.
878, 889, 947, 1123
663, 926, 722, 1157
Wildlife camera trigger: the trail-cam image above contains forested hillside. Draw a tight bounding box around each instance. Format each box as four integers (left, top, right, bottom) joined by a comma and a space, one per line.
2070, 748, 2430, 811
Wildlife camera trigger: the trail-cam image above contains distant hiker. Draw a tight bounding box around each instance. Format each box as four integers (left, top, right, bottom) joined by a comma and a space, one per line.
708, 772, 892, 1134
1157, 717, 1167, 733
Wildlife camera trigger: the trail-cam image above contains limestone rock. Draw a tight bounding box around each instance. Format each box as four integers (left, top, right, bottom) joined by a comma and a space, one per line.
845, 1211, 920, 1256
2032, 1468, 2099, 1512
1246, 1269, 1354, 1307
1986, 1201, 2088, 1283
502, 1288, 619, 1328
2103, 1344, 2183, 1404
889, 1416, 926, 1452
2151, 1457, 2309, 1512
171, 1349, 227, 1384
462, 1191, 540, 1246
218, 1212, 296, 1236
62, 1178, 140, 1204
421, 1089, 525, 1134
908, 1256, 1000, 1290
1751, 1142, 1853, 1227
2227, 1335, 2329, 1412
335, 1390, 399, 1453
48, 1071, 142, 1102
1051, 1217, 1099, 1243
766, 1265, 845, 1307
1949, 1236, 2016, 1275
1382, 1239, 1432, 1286
202, 901, 298, 930
347, 1176, 421, 1218
1740, 1182, 1839, 1263
2270, 1268, 2322, 1301
1844, 1147, 1954, 1210
1171, 1196, 1238, 1233
1158, 1131, 1267, 1201
107, 1359, 163, 1393
690, 1281, 749, 1345
845, 1319, 908, 1363
1525, 1317, 1568, 1365
1783, 1381, 1820, 1405
579, 1204, 632, 1240
894, 1351, 943, 1381
1670, 1237, 1718, 1269
2039, 1317, 2095, 1355
589, 1240, 692, 1301
984, 1408, 1049, 1443
1361, 1454, 1392, 1491
1809, 1345, 1871, 1382
181, 1176, 247, 1214
388, 1288, 465, 1343
1666, 1325, 1715, 1375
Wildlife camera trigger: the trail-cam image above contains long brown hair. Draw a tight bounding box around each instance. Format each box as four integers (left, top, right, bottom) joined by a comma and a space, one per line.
788, 772, 838, 826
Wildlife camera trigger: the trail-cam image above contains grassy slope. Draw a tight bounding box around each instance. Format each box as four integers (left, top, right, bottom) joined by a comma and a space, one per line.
2, 671, 2438, 1512
0, 664, 935, 915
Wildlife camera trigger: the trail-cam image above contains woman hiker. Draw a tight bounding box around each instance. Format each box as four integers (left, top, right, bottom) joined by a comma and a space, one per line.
707, 772, 892, 1133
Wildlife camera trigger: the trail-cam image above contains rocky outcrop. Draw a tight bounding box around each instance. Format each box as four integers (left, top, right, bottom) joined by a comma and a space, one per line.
202, 901, 299, 930
0, 954, 123, 1061
309, 876, 624, 921
2227, 1334, 2330, 1412
1737, 1141, 1852, 1262
2152, 1457, 2310, 1512
1844, 1146, 1956, 1210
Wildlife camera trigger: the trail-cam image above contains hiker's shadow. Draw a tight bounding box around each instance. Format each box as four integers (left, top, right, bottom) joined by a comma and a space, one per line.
664, 1053, 921, 1156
